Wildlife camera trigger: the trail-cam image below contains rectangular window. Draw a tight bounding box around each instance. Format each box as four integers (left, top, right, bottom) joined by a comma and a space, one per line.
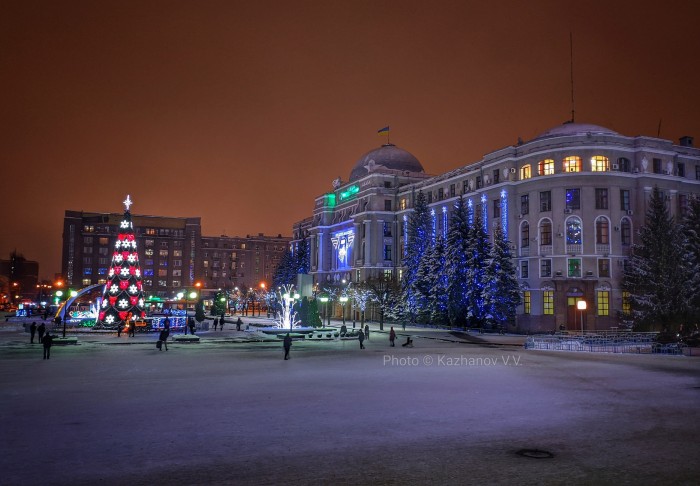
696, 166, 700, 181
476, 176, 483, 188
540, 191, 551, 212
679, 194, 689, 217
83, 268, 92, 275
159, 249, 168, 257
595, 188, 609, 209
145, 239, 154, 247
172, 269, 182, 277
565, 188, 581, 210
521, 194, 529, 215
677, 163, 685, 177
523, 291, 531, 314
173, 250, 182, 257
598, 258, 610, 277
653, 158, 662, 174
99, 257, 109, 265
400, 198, 407, 210
383, 222, 392, 237
493, 169, 500, 184
82, 278, 92, 286
160, 241, 169, 248
563, 156, 581, 172
83, 257, 92, 264
449, 184, 455, 197
520, 165, 532, 180
463, 180, 469, 193
384, 199, 392, 211
83, 247, 93, 254
622, 291, 631, 314
438, 188, 444, 200
540, 259, 552, 277
567, 258, 581, 278
620, 190, 630, 211
145, 259, 154, 266
384, 269, 392, 280
158, 280, 167, 287
97, 268, 107, 275
384, 245, 392, 261
172, 280, 180, 288
493, 199, 501, 218
597, 291, 610, 316
428, 192, 433, 203
98, 247, 109, 255
99, 237, 109, 245
520, 260, 529, 278
543, 290, 554, 315
144, 269, 154, 276
173, 259, 182, 267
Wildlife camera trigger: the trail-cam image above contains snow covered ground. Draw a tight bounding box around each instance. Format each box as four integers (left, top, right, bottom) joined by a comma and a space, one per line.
1, 323, 699, 485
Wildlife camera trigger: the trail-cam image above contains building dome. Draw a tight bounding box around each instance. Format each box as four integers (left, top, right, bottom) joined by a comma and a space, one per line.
534, 122, 619, 140
349, 144, 424, 182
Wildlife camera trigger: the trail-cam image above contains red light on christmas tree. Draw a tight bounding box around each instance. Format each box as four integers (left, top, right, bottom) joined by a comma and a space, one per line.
96, 195, 145, 328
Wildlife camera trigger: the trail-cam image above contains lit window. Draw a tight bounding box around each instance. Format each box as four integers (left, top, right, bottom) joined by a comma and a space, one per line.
543, 290, 554, 315
566, 217, 583, 245
597, 290, 610, 316
622, 291, 631, 314
538, 159, 554, 176
565, 188, 580, 210
563, 156, 581, 172
523, 291, 531, 314
539, 219, 552, 246
520, 165, 532, 180
591, 156, 610, 172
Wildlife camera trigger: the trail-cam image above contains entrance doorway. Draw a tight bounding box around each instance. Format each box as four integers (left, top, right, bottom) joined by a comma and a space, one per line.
566, 296, 585, 330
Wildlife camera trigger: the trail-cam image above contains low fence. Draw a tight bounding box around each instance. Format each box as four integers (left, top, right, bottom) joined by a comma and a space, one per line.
525, 331, 692, 355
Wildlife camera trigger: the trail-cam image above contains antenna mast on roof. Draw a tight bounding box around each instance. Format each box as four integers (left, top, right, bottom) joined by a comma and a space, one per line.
570, 32, 575, 123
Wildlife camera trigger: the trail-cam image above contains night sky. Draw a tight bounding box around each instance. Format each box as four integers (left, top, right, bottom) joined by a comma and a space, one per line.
2, 0, 699, 279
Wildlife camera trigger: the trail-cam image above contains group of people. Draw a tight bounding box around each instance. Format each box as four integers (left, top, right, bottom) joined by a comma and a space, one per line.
29, 321, 54, 359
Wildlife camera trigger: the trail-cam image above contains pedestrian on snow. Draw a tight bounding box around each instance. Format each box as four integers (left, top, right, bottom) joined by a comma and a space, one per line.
389, 327, 396, 347
38, 322, 46, 343
236, 317, 243, 331
117, 323, 123, 337
128, 321, 135, 337
220, 313, 225, 330
30, 322, 37, 344
402, 322, 406, 332
43, 332, 54, 359
158, 329, 169, 351
358, 329, 365, 349
189, 319, 196, 335
283, 333, 292, 360
364, 324, 370, 340
213, 317, 219, 331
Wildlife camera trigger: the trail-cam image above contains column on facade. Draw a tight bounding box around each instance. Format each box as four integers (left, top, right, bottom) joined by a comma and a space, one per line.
668, 189, 678, 218
317, 232, 324, 273
363, 220, 372, 268
309, 234, 317, 271
353, 222, 361, 265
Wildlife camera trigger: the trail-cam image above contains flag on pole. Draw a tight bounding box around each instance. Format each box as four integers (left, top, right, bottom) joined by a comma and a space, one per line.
377, 126, 390, 135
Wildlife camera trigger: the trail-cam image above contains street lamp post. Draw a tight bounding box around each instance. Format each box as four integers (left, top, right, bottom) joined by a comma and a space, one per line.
339, 295, 348, 326
63, 290, 77, 338
577, 300, 587, 334
319, 296, 329, 328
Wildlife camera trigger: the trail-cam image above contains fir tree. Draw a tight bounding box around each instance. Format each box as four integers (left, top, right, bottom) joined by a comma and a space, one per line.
485, 227, 521, 329
426, 236, 449, 325
402, 190, 433, 322
622, 187, 690, 331
445, 196, 471, 327
295, 237, 310, 274
96, 195, 145, 329
272, 247, 296, 287
465, 208, 492, 327
682, 197, 700, 323
211, 290, 227, 316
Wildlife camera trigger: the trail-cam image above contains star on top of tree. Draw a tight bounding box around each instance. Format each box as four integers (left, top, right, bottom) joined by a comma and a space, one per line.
124, 195, 133, 211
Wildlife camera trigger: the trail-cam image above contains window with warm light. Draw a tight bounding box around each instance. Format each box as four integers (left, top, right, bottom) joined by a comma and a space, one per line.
597, 290, 610, 316
563, 156, 581, 172
523, 291, 531, 314
538, 159, 554, 176
591, 155, 610, 172
622, 291, 631, 314
543, 290, 554, 315
520, 165, 532, 180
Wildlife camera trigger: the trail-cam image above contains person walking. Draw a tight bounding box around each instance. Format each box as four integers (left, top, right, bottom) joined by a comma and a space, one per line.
364, 324, 370, 340
220, 313, 226, 331
43, 332, 54, 359
236, 317, 243, 331
358, 329, 365, 349
389, 326, 396, 347
117, 323, 123, 337
402, 322, 406, 332
158, 329, 169, 351
128, 321, 135, 337
189, 318, 196, 335
37, 322, 46, 343
30, 322, 37, 344
283, 333, 292, 360
213, 317, 218, 331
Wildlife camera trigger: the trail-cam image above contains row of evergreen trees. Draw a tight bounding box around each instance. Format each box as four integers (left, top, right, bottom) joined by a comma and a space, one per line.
622, 187, 700, 333
402, 191, 521, 328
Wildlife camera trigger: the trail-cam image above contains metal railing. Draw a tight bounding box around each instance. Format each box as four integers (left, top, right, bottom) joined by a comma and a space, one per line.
524, 331, 688, 355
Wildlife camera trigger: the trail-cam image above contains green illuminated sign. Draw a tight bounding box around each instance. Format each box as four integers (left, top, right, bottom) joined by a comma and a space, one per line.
326, 193, 336, 208
339, 185, 359, 201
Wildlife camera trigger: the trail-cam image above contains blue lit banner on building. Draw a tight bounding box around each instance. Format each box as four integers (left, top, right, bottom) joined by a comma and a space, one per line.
331, 229, 355, 269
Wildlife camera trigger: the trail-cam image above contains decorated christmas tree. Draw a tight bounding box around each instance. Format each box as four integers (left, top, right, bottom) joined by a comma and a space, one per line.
96, 195, 145, 329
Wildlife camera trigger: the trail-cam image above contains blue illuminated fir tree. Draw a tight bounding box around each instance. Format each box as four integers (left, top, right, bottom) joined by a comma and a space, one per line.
445, 196, 471, 327
484, 227, 521, 329
424, 236, 449, 324
96, 195, 145, 329
465, 207, 492, 327
402, 190, 433, 322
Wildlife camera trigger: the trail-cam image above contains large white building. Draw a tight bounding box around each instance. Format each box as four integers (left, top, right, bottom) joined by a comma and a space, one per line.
292, 122, 700, 331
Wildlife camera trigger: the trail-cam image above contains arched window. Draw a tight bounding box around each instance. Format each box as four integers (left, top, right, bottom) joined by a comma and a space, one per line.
521, 221, 530, 248
621, 218, 632, 246
539, 219, 552, 246
566, 217, 582, 245
564, 156, 581, 172
591, 155, 610, 172
520, 164, 532, 180
595, 217, 610, 244
538, 159, 554, 176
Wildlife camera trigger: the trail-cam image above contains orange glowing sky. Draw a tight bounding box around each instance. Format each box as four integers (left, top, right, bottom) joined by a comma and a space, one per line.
2, 0, 699, 279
